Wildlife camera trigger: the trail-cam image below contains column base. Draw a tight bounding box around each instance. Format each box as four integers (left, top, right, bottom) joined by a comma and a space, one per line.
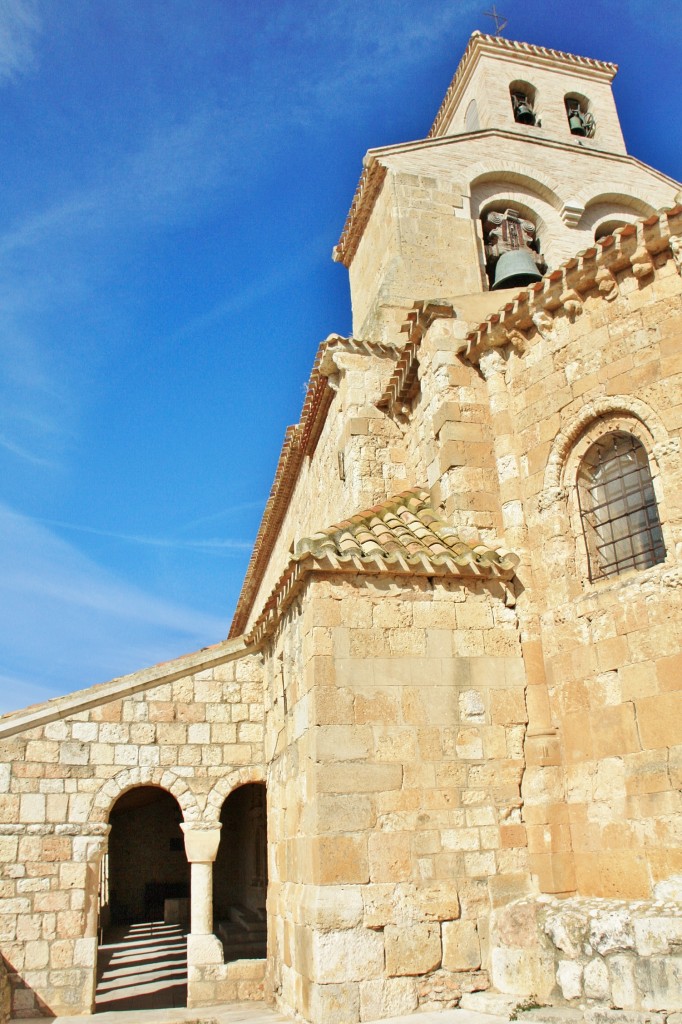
187, 933, 224, 965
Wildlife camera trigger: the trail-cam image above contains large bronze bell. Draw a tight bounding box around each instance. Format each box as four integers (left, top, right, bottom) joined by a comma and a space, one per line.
492, 249, 543, 290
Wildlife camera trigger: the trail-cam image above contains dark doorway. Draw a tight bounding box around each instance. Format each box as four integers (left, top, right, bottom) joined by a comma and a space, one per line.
214, 783, 267, 961
97, 786, 189, 1011
106, 786, 189, 925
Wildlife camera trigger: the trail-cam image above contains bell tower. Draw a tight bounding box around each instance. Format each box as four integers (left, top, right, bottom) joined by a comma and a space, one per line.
334, 33, 681, 342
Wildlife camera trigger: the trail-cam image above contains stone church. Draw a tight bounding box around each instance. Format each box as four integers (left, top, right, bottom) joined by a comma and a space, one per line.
1, 30, 681, 1024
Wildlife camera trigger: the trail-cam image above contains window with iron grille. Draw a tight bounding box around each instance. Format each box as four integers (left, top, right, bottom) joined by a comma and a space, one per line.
577, 431, 666, 581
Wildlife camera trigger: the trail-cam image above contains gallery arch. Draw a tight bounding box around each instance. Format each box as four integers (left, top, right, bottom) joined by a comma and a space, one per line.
105, 785, 189, 927
213, 783, 267, 962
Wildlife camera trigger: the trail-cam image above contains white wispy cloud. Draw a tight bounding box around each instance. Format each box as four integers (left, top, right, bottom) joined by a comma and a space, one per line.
0, 0, 41, 82
33, 516, 254, 553
0, 501, 229, 714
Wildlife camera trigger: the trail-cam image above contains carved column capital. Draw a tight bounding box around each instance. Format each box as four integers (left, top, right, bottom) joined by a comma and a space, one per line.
181, 822, 222, 863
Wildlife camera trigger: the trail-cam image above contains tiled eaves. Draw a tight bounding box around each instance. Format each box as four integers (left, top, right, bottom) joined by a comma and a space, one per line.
377, 301, 456, 417
459, 206, 682, 365
429, 32, 618, 140
246, 487, 519, 646
333, 161, 387, 268
228, 334, 400, 639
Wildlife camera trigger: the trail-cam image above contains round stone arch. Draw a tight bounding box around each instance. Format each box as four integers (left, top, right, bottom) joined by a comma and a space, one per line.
540, 397, 676, 584
466, 164, 563, 211
91, 766, 202, 824
578, 189, 656, 222
205, 766, 266, 823
544, 395, 670, 494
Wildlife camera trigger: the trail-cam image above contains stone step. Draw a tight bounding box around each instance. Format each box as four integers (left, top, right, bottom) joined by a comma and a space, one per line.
460, 992, 527, 1017
514, 1009, 585, 1024
228, 903, 266, 934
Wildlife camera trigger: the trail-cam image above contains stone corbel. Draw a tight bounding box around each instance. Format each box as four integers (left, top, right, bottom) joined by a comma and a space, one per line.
559, 289, 583, 321
631, 246, 654, 279
531, 309, 554, 340
479, 347, 508, 381
561, 199, 584, 227
595, 265, 619, 301
670, 235, 682, 275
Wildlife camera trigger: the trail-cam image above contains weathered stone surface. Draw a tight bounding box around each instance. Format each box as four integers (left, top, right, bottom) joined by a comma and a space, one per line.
442, 920, 481, 971
311, 928, 384, 984
384, 923, 442, 977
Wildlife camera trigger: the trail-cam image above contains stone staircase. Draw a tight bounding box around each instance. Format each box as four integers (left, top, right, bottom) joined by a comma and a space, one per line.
216, 904, 267, 962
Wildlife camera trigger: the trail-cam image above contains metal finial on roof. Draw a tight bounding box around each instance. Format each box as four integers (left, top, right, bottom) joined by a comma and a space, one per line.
483, 5, 508, 35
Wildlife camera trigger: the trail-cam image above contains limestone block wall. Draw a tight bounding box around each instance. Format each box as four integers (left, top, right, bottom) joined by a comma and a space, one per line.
491, 892, 682, 1012
490, 251, 682, 898
398, 317, 503, 543
0, 647, 265, 1018
348, 171, 479, 341
264, 572, 530, 1024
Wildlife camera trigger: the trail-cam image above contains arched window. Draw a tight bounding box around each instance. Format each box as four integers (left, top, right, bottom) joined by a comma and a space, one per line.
577, 432, 665, 580
565, 94, 595, 137
510, 81, 537, 126
481, 206, 546, 289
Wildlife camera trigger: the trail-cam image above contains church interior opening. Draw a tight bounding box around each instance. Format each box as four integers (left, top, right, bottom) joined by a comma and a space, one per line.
213, 783, 267, 962
105, 786, 189, 927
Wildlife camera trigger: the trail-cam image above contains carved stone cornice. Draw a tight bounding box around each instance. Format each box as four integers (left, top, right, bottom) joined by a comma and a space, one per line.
458, 207, 682, 364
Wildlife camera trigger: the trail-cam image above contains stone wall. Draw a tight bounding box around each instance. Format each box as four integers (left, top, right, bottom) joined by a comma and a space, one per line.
245, 345, 405, 635
487, 250, 682, 899
264, 572, 529, 1023
491, 892, 682, 1013
0, 644, 265, 1017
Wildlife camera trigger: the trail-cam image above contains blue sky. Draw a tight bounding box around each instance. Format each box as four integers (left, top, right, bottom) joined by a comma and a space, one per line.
0, 0, 680, 714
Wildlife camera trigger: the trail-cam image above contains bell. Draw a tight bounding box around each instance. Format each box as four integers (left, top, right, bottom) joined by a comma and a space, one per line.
514, 101, 535, 125
492, 249, 543, 291
568, 111, 586, 135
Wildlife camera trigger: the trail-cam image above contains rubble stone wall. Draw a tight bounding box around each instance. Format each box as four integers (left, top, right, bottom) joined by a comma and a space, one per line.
491, 892, 682, 1012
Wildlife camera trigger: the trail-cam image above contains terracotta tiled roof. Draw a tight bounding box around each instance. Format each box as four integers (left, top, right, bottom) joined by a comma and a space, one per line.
459, 206, 682, 363
246, 488, 519, 645
333, 161, 387, 268
228, 334, 400, 639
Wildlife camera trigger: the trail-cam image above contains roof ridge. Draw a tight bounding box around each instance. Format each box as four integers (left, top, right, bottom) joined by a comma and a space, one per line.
228, 334, 401, 638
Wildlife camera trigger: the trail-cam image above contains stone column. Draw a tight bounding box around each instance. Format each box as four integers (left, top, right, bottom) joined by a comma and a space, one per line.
181, 823, 223, 965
